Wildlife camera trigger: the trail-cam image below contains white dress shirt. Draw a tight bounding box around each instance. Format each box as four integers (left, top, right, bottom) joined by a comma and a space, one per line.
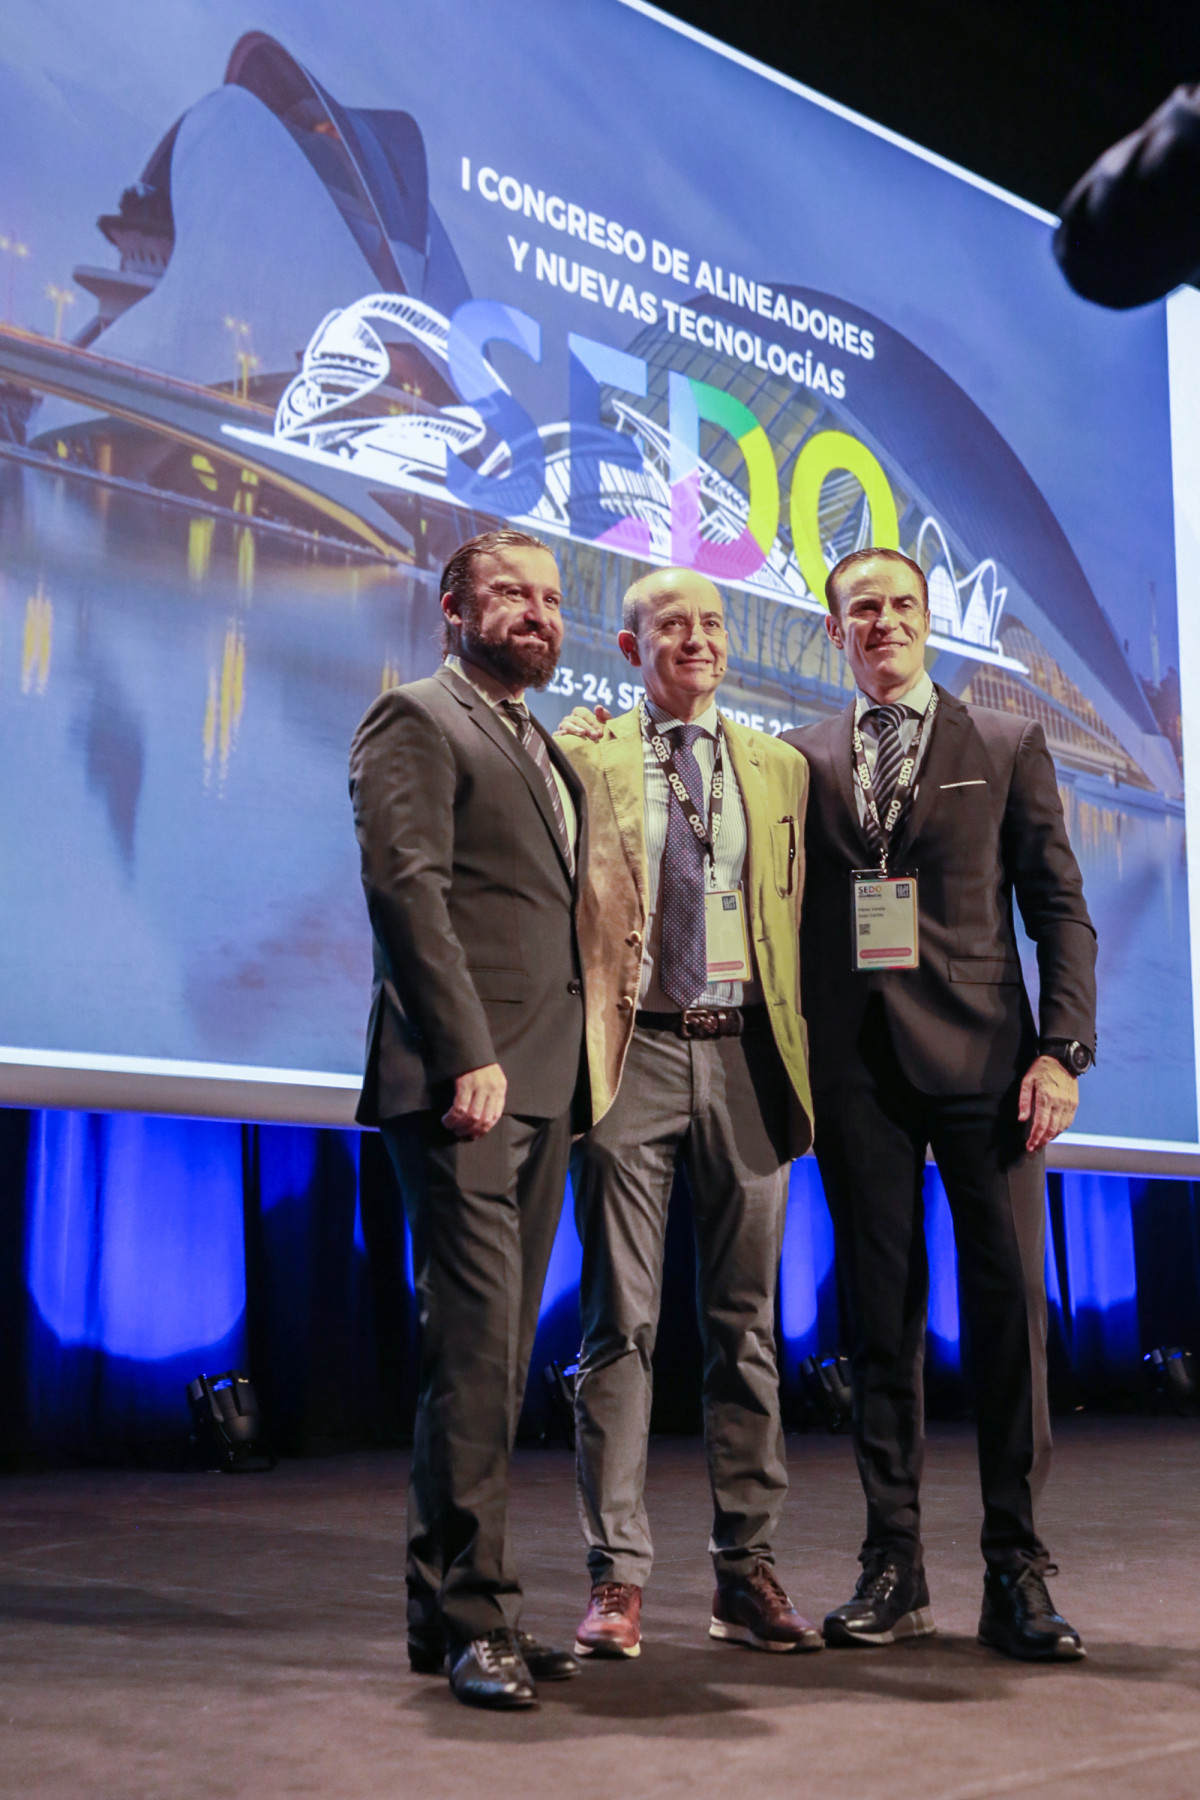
638, 695, 760, 1010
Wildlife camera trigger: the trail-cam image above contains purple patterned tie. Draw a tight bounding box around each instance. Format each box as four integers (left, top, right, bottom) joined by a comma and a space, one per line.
659, 723, 708, 1008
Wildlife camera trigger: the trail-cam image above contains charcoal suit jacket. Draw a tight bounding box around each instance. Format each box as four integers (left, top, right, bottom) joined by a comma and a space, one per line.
349, 663, 588, 1126
784, 687, 1097, 1096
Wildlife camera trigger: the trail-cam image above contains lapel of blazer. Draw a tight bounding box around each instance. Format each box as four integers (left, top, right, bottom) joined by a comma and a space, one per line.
890, 684, 971, 864
434, 664, 575, 883
722, 717, 767, 921
822, 700, 875, 864
831, 700, 861, 826
542, 720, 587, 883
601, 708, 649, 915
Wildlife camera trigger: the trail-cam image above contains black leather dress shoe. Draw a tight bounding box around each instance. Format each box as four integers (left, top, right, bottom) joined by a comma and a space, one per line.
515, 1631, 580, 1680
408, 1623, 444, 1674
823, 1558, 936, 1647
410, 1625, 578, 1681
448, 1630, 538, 1708
978, 1565, 1086, 1662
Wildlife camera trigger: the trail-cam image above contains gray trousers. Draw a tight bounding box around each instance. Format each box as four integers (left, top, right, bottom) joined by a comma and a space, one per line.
570, 1013, 792, 1586
382, 1109, 570, 1645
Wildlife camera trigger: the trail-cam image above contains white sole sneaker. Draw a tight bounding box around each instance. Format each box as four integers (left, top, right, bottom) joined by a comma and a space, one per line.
573, 1637, 641, 1659
825, 1605, 937, 1647
709, 1616, 823, 1653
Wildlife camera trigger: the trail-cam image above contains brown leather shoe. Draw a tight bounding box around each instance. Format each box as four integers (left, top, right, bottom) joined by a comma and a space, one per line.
710, 1559, 823, 1653
574, 1581, 642, 1658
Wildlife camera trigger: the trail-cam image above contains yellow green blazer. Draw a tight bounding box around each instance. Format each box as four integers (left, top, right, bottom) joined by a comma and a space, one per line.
558, 706, 813, 1155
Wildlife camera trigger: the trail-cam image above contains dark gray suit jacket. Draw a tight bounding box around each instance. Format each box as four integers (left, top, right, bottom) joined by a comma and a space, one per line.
785, 688, 1097, 1096
350, 663, 588, 1126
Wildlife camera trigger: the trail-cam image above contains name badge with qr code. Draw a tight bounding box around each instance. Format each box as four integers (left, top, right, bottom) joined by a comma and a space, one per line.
705, 888, 753, 982
851, 871, 920, 971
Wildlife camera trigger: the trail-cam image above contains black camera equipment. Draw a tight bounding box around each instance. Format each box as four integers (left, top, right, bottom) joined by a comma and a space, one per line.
799, 1354, 854, 1432
1144, 1347, 1198, 1416
541, 1360, 578, 1447
187, 1370, 276, 1471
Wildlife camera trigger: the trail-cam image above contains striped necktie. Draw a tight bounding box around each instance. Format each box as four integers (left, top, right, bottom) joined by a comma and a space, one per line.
866, 703, 910, 829
499, 699, 574, 874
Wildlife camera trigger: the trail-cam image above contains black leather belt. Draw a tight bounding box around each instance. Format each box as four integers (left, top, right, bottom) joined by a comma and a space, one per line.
635, 1005, 761, 1040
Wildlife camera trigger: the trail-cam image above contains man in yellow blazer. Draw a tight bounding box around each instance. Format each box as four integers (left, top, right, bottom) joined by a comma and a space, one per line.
554, 566, 816, 1661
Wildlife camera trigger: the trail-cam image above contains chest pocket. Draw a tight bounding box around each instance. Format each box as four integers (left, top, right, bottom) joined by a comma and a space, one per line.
771, 816, 798, 896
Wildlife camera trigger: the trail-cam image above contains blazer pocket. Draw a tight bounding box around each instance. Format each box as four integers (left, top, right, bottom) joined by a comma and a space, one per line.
771, 816, 798, 896
948, 956, 1022, 985
469, 967, 527, 1002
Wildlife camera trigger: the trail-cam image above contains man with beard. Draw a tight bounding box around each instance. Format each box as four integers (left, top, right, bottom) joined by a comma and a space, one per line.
350, 528, 588, 1710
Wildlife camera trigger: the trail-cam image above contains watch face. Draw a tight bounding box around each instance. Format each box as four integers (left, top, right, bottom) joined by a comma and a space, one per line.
1067, 1042, 1091, 1073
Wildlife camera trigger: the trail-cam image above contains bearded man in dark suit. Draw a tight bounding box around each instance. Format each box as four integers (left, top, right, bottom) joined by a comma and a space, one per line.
350, 528, 588, 1710
784, 548, 1097, 1662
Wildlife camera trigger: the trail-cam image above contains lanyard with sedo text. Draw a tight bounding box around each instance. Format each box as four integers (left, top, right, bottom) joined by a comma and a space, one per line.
852, 688, 939, 874
640, 699, 725, 872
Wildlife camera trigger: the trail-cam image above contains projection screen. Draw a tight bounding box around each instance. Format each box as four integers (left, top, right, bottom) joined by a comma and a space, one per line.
0, 0, 1197, 1169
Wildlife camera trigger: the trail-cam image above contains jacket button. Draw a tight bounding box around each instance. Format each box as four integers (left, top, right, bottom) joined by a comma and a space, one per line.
567, 979, 582, 996
625, 931, 642, 949
616, 995, 634, 1012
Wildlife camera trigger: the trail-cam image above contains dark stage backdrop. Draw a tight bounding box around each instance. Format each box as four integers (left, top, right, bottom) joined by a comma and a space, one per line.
1, 1107, 1199, 1465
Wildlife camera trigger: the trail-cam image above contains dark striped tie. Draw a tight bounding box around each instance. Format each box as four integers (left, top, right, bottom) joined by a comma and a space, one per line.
867, 703, 910, 828
500, 699, 575, 874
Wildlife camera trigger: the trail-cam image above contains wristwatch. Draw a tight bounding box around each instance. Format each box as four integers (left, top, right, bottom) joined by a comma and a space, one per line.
1040, 1038, 1094, 1075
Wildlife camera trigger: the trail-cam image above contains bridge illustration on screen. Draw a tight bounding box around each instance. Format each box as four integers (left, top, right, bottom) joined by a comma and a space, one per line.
0, 27, 1181, 808
252, 287, 1011, 665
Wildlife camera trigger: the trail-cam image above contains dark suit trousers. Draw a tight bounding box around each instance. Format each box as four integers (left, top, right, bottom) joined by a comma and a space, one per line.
381, 1109, 571, 1645
813, 998, 1051, 1574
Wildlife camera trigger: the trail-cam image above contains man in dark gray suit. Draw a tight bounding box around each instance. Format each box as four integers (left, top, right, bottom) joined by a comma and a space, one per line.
350, 528, 588, 1710
785, 548, 1097, 1663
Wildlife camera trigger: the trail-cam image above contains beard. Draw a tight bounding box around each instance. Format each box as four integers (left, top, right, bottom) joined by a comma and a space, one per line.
460, 606, 560, 690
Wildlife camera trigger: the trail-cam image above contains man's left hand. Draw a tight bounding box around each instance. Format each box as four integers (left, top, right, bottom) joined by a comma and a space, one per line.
1018, 1054, 1079, 1151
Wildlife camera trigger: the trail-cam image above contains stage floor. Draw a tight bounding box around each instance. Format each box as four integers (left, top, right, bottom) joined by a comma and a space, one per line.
1, 1419, 1198, 1800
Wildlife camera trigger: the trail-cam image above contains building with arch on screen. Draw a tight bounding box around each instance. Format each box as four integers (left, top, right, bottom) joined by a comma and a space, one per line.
24, 31, 1182, 808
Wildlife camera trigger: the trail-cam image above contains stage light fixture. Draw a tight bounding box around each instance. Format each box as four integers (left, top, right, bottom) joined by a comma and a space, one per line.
541, 1360, 577, 1448
1144, 1347, 1197, 1416
799, 1354, 854, 1433
186, 1370, 276, 1471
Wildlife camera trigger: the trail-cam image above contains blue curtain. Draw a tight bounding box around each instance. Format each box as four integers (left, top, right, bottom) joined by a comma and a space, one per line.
2, 1107, 1198, 1462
